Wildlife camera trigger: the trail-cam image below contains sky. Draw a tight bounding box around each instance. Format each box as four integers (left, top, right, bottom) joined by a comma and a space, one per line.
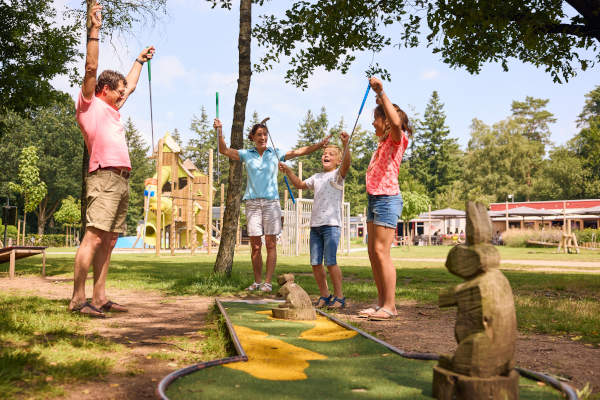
51, 0, 600, 155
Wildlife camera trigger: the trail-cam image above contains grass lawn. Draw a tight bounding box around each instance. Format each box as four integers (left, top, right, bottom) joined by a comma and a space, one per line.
3, 250, 600, 346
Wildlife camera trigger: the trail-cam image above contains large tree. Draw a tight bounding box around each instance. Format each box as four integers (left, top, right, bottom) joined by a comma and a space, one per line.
0, 0, 79, 117
408, 91, 462, 200
254, 1, 600, 86
210, 0, 253, 275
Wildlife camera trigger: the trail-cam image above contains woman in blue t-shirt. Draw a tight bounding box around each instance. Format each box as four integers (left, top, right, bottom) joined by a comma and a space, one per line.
215, 118, 328, 292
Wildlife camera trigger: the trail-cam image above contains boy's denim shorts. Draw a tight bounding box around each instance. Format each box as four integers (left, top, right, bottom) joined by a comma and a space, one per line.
310, 225, 341, 266
366, 194, 403, 229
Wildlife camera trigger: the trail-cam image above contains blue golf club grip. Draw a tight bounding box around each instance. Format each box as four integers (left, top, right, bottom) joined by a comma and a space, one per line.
358, 84, 371, 115
284, 176, 296, 204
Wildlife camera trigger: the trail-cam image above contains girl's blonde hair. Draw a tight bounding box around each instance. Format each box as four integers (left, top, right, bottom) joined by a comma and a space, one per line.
374, 104, 413, 138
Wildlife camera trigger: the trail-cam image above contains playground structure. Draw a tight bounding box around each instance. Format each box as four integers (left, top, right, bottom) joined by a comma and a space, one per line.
136, 133, 215, 254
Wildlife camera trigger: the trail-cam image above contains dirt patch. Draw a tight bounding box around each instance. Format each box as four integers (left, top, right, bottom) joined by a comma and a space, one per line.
336, 300, 600, 395
0, 276, 213, 400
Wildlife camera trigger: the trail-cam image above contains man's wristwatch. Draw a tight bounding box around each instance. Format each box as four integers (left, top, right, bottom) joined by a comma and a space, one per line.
136, 58, 145, 65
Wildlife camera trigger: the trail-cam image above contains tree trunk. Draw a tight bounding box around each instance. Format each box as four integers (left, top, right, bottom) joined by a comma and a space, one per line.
213, 0, 252, 274
36, 197, 59, 235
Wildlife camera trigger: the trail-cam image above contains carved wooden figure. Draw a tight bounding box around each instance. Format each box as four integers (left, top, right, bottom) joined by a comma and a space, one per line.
271, 274, 316, 320
433, 202, 519, 400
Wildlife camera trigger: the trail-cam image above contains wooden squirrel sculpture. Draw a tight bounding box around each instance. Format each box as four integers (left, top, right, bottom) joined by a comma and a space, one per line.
271, 274, 316, 320
433, 201, 519, 400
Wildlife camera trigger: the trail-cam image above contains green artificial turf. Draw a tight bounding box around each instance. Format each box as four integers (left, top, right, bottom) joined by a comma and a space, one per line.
165, 301, 563, 400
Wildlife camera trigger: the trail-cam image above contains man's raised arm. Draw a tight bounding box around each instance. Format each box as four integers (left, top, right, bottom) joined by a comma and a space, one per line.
82, 4, 102, 100
117, 46, 155, 109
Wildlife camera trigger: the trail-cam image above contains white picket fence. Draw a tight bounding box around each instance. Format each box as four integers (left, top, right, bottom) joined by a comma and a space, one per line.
280, 198, 351, 256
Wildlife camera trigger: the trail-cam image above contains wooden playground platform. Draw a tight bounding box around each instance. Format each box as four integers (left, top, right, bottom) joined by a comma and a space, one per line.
0, 246, 47, 278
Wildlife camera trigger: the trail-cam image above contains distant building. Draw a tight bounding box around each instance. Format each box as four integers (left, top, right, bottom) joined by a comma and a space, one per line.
489, 199, 600, 232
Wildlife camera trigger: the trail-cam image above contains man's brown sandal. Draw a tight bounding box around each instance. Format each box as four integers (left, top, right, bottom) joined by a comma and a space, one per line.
100, 301, 128, 313
72, 301, 106, 318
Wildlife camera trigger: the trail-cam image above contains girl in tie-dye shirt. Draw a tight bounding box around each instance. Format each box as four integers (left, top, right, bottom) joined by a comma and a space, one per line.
359, 77, 412, 321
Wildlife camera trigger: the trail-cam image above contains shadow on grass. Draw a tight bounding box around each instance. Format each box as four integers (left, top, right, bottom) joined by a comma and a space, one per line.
0, 295, 117, 399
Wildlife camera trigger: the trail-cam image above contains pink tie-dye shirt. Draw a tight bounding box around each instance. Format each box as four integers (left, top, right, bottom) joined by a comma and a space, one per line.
366, 132, 409, 195
76, 91, 131, 173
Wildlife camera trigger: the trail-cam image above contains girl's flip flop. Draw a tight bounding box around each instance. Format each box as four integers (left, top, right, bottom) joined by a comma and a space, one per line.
357, 305, 381, 318
368, 308, 397, 321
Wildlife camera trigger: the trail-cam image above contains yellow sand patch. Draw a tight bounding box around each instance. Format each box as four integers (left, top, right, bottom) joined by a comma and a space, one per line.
299, 316, 357, 342
224, 325, 327, 380
256, 310, 357, 342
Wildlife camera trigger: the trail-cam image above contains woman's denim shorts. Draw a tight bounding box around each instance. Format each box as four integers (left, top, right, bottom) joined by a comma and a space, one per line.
366, 194, 403, 229
310, 225, 341, 266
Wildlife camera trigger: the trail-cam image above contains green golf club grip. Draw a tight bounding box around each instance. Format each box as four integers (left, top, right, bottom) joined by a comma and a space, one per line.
216, 92, 219, 118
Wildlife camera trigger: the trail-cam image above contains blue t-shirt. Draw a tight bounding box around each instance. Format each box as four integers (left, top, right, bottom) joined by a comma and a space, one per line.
238, 147, 286, 200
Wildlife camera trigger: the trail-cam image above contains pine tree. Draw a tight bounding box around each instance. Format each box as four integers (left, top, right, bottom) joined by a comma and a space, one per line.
293, 108, 330, 181
409, 91, 462, 201
124, 118, 154, 235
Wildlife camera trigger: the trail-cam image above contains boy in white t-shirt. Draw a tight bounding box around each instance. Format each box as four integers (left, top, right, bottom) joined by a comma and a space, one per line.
279, 132, 351, 309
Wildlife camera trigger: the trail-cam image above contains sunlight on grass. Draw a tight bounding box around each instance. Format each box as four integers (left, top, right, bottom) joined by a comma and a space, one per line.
0, 294, 124, 399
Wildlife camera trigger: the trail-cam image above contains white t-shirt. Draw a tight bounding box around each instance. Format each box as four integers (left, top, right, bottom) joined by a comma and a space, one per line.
304, 169, 344, 227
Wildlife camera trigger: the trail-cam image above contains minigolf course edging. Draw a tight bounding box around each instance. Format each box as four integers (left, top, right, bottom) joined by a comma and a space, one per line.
157, 299, 577, 400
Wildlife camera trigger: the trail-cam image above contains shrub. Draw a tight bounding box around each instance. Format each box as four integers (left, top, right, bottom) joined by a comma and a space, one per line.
576, 229, 600, 244
502, 228, 563, 248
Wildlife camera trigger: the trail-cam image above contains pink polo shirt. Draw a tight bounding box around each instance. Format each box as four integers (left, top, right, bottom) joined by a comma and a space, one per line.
76, 91, 131, 173
365, 131, 409, 195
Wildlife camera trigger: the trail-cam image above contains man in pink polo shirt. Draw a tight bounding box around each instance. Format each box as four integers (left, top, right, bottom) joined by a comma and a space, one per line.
69, 3, 155, 317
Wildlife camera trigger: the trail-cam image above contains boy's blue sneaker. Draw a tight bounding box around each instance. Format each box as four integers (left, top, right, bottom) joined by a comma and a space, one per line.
314, 294, 333, 308
328, 296, 346, 309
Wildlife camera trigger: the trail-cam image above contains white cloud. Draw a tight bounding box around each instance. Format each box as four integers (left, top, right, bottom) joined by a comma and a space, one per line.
420, 69, 440, 80
153, 55, 189, 88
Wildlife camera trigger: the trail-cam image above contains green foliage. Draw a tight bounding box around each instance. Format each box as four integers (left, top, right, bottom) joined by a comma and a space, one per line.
186, 107, 219, 176
0, 1, 80, 116
463, 118, 543, 202
254, 1, 599, 87
569, 117, 600, 198
511, 97, 556, 143
400, 191, 430, 223
124, 118, 153, 236
577, 85, 600, 126
0, 98, 84, 234
53, 196, 81, 227
408, 91, 462, 201
293, 108, 331, 179
576, 229, 600, 244
8, 146, 47, 214
533, 146, 587, 200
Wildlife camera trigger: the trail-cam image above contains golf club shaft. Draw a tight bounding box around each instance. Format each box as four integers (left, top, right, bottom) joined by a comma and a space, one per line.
148, 59, 155, 152
340, 83, 371, 162
267, 131, 296, 204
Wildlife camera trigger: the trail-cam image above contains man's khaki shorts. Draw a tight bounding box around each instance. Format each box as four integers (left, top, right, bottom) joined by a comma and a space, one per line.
86, 170, 129, 233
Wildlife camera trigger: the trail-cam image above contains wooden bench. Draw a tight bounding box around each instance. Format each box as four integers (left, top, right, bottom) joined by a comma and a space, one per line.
0, 246, 47, 278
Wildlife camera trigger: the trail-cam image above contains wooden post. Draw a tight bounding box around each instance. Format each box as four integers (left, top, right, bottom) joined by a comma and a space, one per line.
42, 249, 46, 277
295, 199, 300, 256
428, 204, 432, 246
170, 150, 178, 256
9, 249, 15, 278
505, 199, 509, 231
236, 214, 241, 247
208, 150, 213, 254
156, 138, 164, 257
220, 183, 225, 237
298, 161, 303, 199
17, 220, 20, 247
